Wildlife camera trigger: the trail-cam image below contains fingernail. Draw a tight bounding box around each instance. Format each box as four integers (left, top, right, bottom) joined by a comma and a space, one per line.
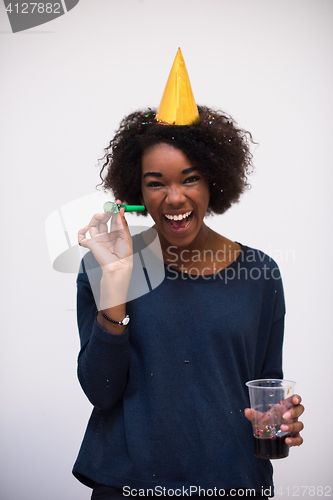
280, 424, 289, 432
283, 412, 291, 420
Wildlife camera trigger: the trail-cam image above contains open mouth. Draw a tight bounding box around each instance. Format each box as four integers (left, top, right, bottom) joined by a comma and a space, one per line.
164, 211, 193, 229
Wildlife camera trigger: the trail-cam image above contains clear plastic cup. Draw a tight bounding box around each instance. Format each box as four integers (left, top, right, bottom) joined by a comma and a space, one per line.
245, 379, 296, 459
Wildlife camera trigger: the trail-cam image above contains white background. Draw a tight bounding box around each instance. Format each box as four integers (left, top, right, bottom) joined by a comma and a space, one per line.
1, 1, 332, 499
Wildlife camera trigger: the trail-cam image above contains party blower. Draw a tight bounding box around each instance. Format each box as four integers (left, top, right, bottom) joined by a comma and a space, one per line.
103, 202, 145, 215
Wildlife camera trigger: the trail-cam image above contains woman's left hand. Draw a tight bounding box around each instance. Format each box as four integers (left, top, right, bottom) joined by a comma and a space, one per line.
244, 394, 304, 447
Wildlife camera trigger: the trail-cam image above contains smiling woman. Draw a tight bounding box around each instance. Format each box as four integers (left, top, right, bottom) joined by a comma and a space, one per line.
75, 50, 304, 500
99, 106, 254, 216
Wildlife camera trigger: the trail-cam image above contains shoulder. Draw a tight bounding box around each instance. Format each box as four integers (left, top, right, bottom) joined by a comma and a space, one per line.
232, 245, 284, 300
238, 244, 281, 272
237, 245, 286, 316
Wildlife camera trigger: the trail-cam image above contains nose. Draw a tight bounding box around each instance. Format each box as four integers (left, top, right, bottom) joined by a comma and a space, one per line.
165, 184, 186, 206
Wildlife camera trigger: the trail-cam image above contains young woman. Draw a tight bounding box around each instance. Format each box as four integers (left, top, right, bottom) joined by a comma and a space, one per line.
75, 107, 304, 499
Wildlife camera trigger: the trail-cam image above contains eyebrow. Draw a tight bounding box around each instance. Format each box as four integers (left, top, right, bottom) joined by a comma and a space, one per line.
143, 171, 162, 178
181, 167, 196, 175
143, 167, 197, 179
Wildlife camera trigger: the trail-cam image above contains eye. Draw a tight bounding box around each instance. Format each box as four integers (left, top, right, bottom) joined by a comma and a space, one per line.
146, 181, 163, 188
184, 175, 201, 184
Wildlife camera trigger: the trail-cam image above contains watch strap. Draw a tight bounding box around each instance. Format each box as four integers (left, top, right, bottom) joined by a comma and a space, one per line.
101, 312, 130, 326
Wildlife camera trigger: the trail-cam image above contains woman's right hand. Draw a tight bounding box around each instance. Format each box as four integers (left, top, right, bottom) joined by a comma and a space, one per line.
78, 201, 133, 276
78, 201, 133, 313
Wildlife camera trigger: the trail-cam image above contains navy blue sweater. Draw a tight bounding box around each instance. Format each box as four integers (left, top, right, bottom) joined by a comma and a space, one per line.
73, 236, 285, 494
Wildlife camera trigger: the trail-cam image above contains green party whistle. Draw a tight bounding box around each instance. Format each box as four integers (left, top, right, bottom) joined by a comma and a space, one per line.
103, 201, 146, 215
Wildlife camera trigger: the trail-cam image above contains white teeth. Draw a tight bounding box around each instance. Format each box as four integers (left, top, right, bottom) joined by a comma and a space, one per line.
165, 211, 192, 221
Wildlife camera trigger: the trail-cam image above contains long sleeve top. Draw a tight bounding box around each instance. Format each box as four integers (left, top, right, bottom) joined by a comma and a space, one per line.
72, 235, 285, 495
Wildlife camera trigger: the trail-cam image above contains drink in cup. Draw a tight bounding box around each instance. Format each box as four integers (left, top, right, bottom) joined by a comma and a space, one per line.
245, 379, 295, 459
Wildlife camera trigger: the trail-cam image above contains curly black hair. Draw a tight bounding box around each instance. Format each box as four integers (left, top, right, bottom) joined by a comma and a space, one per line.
99, 106, 255, 215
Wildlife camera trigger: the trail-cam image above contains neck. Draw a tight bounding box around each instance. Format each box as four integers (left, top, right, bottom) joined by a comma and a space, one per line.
142, 224, 241, 276
158, 223, 212, 269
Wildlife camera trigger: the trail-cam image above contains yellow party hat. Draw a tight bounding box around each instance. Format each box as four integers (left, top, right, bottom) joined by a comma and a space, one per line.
156, 48, 199, 125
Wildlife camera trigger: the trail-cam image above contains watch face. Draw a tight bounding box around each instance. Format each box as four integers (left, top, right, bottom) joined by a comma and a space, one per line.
123, 317, 130, 325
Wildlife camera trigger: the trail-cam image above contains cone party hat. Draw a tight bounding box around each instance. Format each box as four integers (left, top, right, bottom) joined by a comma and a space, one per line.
156, 48, 199, 125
